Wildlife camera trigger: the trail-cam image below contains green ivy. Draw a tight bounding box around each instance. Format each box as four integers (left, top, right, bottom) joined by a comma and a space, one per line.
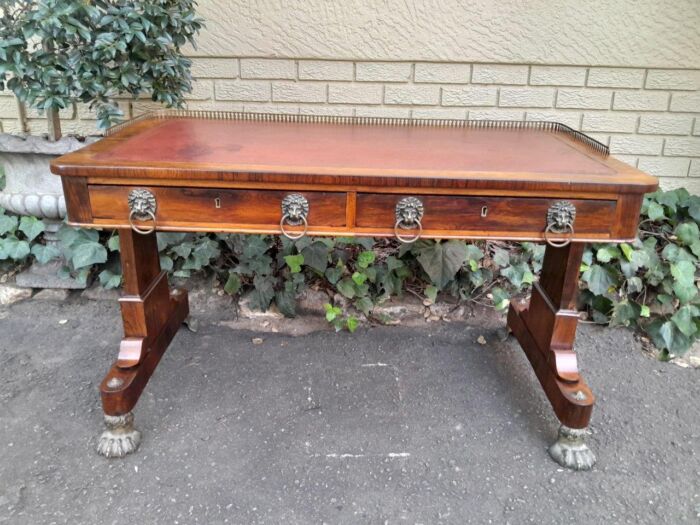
0, 0, 204, 128
579, 188, 700, 357
1, 188, 698, 357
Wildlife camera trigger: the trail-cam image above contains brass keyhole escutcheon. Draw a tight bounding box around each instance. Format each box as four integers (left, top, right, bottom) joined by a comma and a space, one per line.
481, 206, 488, 218
214, 197, 221, 209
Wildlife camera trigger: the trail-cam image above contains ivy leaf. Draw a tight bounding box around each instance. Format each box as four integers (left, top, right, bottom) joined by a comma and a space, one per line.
242, 235, 269, 258
71, 240, 107, 269
357, 250, 376, 269
324, 265, 343, 285
223, 272, 241, 295
469, 267, 491, 288
465, 244, 484, 263
646, 201, 665, 221
98, 269, 122, 289
18, 216, 44, 241
670, 260, 696, 291
171, 242, 193, 259
159, 255, 174, 271
386, 256, 404, 272
300, 241, 329, 273
587, 294, 613, 322
670, 305, 700, 337
690, 241, 700, 258
275, 288, 297, 317
0, 213, 18, 235
672, 281, 698, 306
424, 285, 438, 304
352, 271, 367, 286
284, 254, 304, 274
416, 240, 468, 289
491, 287, 510, 310
336, 278, 356, 299
596, 245, 620, 263
609, 300, 640, 327
57, 225, 98, 251
249, 275, 275, 311
662, 244, 696, 264
582, 264, 617, 296
346, 316, 359, 333
353, 296, 373, 316
501, 262, 534, 288
626, 276, 643, 294
620, 243, 634, 261
0, 236, 30, 260
107, 234, 121, 251
674, 222, 699, 246
491, 246, 510, 268
31, 243, 61, 265
158, 233, 188, 251
655, 190, 680, 213
688, 197, 700, 222
647, 319, 692, 355
324, 303, 341, 322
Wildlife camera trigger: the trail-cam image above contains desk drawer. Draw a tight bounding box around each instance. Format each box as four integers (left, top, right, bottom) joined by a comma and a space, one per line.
355, 194, 617, 237
88, 185, 347, 229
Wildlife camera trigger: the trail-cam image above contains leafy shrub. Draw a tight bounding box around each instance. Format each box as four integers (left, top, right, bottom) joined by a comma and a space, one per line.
579, 189, 700, 356
0, 0, 204, 131
1, 188, 698, 356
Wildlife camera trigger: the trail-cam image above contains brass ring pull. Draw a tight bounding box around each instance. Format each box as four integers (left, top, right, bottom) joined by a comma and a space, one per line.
544, 222, 574, 247
128, 209, 156, 235
544, 201, 576, 247
394, 218, 422, 243
280, 213, 308, 240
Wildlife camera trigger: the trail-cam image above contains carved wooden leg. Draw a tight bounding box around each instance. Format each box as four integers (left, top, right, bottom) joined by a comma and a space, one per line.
96, 229, 189, 458
507, 242, 596, 470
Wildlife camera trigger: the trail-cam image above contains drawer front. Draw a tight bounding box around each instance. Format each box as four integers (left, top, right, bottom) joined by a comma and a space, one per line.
89, 186, 347, 228
355, 194, 617, 237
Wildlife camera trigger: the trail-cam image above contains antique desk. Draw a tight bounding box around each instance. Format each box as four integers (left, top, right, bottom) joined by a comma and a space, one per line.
51, 111, 657, 470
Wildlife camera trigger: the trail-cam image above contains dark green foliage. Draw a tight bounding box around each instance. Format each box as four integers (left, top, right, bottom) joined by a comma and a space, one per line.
1, 188, 698, 355
579, 188, 700, 356
0, 0, 204, 128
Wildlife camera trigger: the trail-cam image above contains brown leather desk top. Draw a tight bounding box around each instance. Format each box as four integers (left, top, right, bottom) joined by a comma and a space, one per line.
51, 111, 657, 195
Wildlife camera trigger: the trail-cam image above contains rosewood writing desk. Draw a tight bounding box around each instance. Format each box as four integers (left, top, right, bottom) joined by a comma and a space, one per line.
51, 110, 657, 470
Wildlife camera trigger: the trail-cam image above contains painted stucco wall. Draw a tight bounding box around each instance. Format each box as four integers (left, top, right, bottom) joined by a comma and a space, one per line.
193, 0, 700, 68
1, 0, 699, 191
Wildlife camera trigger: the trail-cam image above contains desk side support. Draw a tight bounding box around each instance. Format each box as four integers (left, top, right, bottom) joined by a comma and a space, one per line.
507, 241, 596, 470
96, 228, 189, 458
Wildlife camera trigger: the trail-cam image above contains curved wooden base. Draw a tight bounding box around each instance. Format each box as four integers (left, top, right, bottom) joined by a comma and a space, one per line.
507, 301, 594, 429
100, 288, 188, 416
98, 229, 189, 420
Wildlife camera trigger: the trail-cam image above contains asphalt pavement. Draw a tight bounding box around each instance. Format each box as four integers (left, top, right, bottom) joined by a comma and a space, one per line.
0, 294, 698, 524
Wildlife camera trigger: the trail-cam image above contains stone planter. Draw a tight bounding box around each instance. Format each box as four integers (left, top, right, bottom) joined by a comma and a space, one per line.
0, 133, 99, 288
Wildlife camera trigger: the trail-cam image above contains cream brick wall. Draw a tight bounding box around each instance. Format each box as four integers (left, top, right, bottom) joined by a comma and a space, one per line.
2, 59, 699, 192
2, 0, 700, 193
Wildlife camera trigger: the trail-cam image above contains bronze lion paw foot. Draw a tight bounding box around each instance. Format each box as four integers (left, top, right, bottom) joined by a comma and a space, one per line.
548, 425, 596, 471
97, 412, 142, 458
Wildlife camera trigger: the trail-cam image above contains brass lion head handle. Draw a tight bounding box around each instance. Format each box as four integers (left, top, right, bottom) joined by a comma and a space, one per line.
394, 197, 424, 243
127, 188, 157, 235
280, 193, 309, 240
544, 201, 576, 247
